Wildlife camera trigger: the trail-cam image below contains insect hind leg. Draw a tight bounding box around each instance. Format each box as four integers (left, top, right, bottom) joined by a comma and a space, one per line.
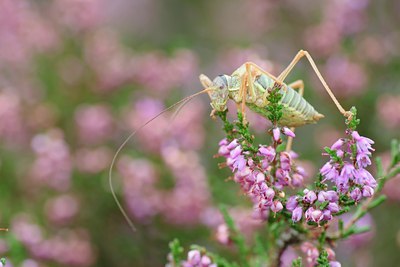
277, 50, 351, 120
285, 80, 304, 152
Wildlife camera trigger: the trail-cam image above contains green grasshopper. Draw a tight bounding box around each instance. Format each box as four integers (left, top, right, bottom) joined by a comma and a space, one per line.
200, 50, 351, 127
109, 50, 352, 232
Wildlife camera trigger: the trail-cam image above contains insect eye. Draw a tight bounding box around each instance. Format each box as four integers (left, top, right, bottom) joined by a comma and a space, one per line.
213, 76, 228, 90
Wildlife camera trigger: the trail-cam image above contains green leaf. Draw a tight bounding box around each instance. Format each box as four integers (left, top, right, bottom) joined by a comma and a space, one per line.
168, 239, 184, 265
292, 257, 303, 267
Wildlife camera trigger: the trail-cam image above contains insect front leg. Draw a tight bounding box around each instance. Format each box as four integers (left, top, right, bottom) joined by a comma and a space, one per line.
277, 50, 352, 119
285, 80, 304, 152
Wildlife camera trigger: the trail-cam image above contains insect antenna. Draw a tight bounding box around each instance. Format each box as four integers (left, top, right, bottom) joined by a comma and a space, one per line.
108, 88, 212, 232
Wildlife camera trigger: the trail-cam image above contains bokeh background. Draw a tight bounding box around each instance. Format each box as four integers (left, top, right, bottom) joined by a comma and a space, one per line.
0, 0, 399, 266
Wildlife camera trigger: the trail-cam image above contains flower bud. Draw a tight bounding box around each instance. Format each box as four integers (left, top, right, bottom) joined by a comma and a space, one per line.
327, 202, 340, 213
292, 206, 303, 222
362, 186, 374, 198
282, 127, 295, 137
272, 127, 280, 141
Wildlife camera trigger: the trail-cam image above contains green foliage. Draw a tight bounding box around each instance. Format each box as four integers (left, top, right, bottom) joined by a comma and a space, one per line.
168, 239, 184, 265
0, 258, 5, 266
266, 84, 284, 124
291, 257, 303, 267
346, 106, 360, 130
316, 249, 330, 267
324, 147, 343, 164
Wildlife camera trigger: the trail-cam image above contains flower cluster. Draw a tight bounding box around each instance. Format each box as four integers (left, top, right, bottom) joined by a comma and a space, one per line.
218, 126, 306, 218
285, 129, 376, 225
181, 250, 216, 267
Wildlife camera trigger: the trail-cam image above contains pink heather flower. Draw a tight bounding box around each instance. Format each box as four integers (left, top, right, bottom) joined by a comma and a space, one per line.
355, 169, 377, 187
356, 152, 372, 168
327, 202, 340, 213
336, 175, 350, 193
201, 255, 212, 265
320, 162, 339, 181
330, 261, 342, 267
280, 152, 292, 171
255, 172, 265, 183
230, 145, 242, 159
187, 250, 201, 265
351, 131, 375, 154
331, 138, 345, 150
232, 155, 247, 171
292, 206, 303, 222
291, 173, 304, 187
318, 190, 339, 202
351, 188, 362, 202
301, 242, 319, 265
323, 209, 333, 221
264, 188, 275, 200
227, 139, 239, 150
219, 139, 228, 146
310, 209, 324, 223
216, 224, 230, 245
362, 186, 374, 198
271, 200, 283, 213
282, 127, 295, 137
303, 189, 317, 204
341, 163, 356, 180
258, 145, 276, 162
272, 127, 280, 141
286, 196, 298, 212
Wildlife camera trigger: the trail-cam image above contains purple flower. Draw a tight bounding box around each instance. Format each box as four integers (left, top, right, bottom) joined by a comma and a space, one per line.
356, 152, 371, 168
323, 209, 332, 221
292, 206, 303, 222
187, 250, 201, 265
264, 188, 275, 200
303, 189, 317, 204
352, 131, 374, 153
362, 186, 374, 198
305, 207, 323, 223
327, 202, 340, 213
336, 175, 350, 193
232, 155, 247, 171
272, 127, 280, 141
280, 152, 292, 171
201, 255, 212, 265
271, 200, 283, 213
286, 196, 298, 211
255, 172, 265, 183
341, 163, 355, 180
219, 139, 228, 146
258, 145, 276, 162
230, 145, 242, 159
355, 169, 376, 187
331, 138, 345, 150
318, 190, 338, 202
329, 261, 341, 267
320, 162, 339, 181
282, 127, 295, 138
227, 139, 239, 150
291, 173, 304, 187
350, 188, 362, 202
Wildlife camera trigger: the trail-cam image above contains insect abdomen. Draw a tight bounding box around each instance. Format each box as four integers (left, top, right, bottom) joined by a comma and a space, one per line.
279, 86, 324, 127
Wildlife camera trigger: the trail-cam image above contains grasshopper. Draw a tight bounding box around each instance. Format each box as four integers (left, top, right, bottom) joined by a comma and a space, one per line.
109, 50, 352, 232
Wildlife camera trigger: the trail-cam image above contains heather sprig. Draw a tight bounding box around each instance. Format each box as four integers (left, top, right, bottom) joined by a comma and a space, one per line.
167, 106, 400, 267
